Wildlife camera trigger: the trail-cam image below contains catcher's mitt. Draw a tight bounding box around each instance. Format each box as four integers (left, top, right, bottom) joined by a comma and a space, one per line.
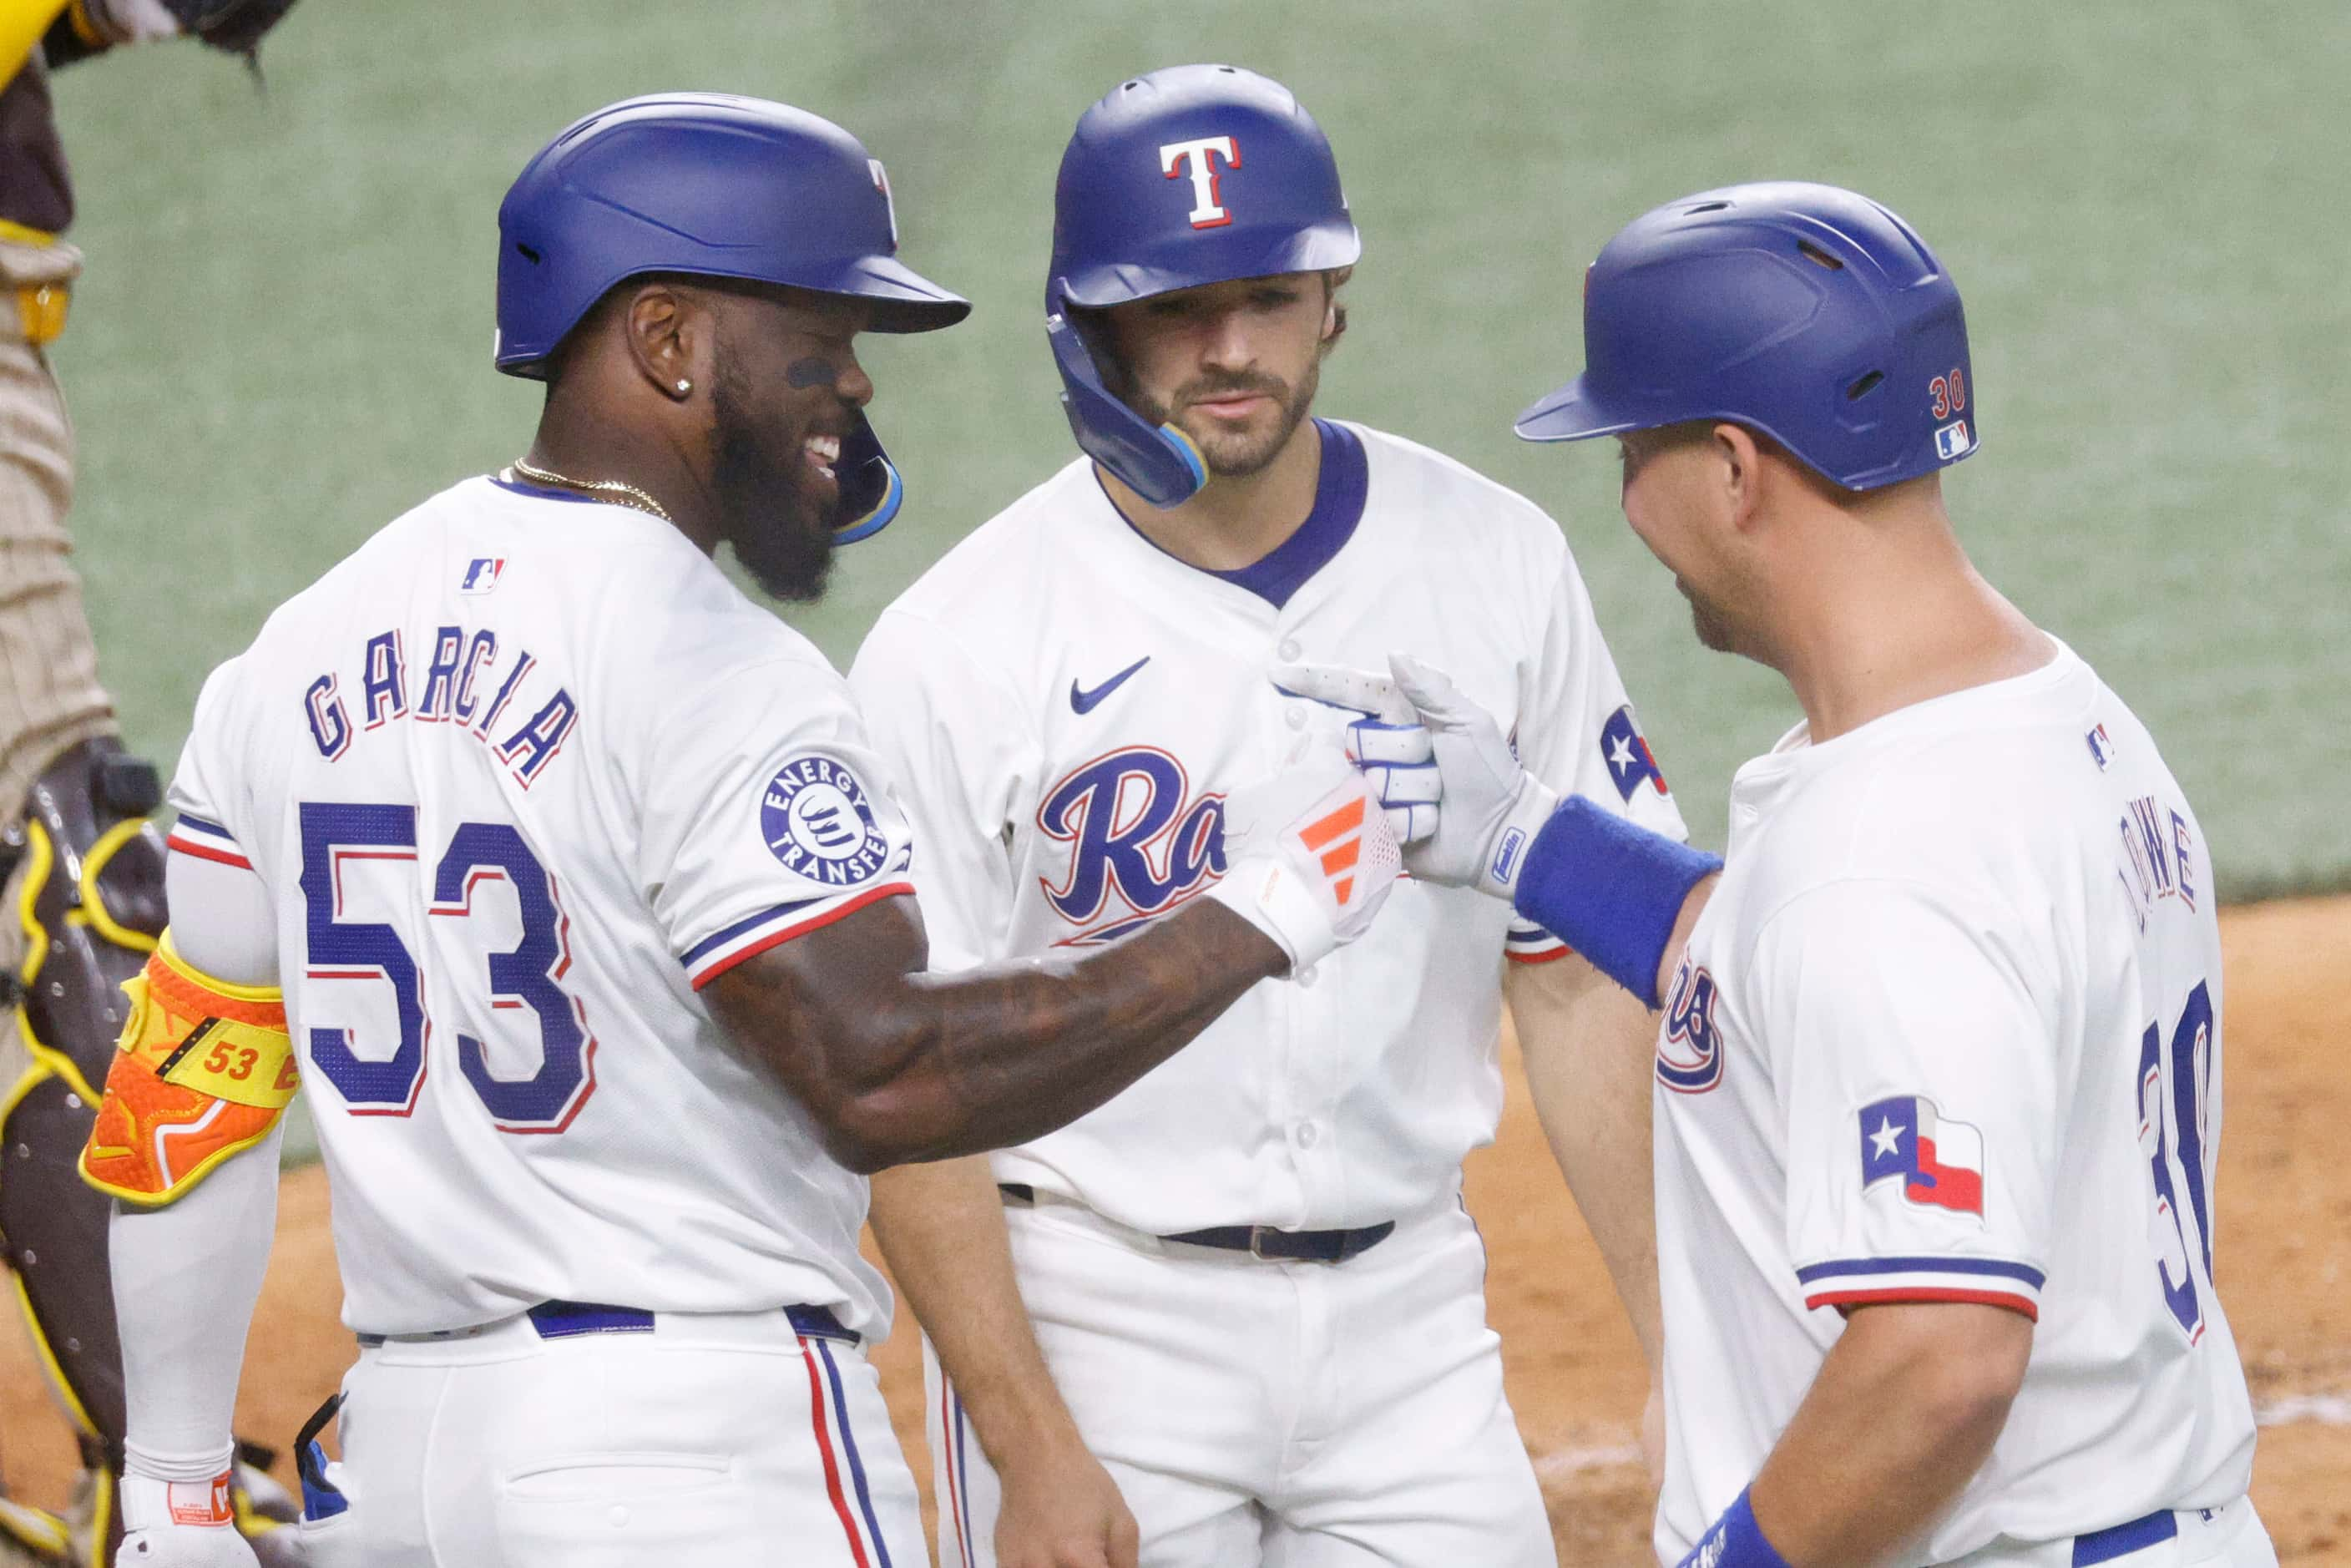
161, 0, 298, 59
62, 0, 296, 62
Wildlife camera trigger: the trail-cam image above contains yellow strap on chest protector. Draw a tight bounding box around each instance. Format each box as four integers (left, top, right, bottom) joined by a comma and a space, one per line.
78, 930, 296, 1206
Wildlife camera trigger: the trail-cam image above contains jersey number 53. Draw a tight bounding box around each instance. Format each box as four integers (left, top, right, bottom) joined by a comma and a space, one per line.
297, 801, 596, 1133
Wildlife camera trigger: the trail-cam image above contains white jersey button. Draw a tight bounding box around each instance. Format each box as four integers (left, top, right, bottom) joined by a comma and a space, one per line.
1295, 963, 1317, 986
1286, 706, 1307, 731
1278, 637, 1302, 661
1294, 1120, 1320, 1148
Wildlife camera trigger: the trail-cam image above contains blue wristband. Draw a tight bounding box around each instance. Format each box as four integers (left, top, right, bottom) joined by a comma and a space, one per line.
1513, 795, 1722, 1007
1676, 1487, 1792, 1568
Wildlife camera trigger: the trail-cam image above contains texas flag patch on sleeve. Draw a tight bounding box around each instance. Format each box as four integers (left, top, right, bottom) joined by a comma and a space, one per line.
1600, 704, 1669, 802
1859, 1095, 1984, 1216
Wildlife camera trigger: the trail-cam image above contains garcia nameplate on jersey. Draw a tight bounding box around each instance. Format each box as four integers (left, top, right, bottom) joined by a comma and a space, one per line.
761, 755, 892, 888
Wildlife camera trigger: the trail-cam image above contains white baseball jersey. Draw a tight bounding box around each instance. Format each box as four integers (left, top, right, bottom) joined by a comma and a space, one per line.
162, 473, 916, 1338
1651, 640, 2257, 1563
849, 419, 1686, 1232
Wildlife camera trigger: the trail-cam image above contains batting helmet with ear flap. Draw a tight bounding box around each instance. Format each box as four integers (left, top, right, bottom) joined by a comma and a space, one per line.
1046, 64, 1360, 508
1517, 181, 1976, 491
494, 94, 969, 541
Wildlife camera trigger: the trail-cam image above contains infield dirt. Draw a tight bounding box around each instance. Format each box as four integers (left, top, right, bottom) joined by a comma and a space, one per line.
6, 898, 2346, 1564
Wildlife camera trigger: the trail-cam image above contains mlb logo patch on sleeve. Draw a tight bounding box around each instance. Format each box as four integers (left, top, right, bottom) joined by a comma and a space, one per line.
1600, 705, 1669, 802
1860, 1095, 1984, 1216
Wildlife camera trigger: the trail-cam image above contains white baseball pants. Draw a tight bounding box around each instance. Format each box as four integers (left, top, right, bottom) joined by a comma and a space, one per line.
926, 1196, 1555, 1568
296, 1308, 923, 1568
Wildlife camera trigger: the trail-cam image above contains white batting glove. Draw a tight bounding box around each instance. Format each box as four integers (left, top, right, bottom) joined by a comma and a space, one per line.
117, 1470, 260, 1567
1271, 663, 1441, 845
1273, 653, 1558, 903
1206, 746, 1402, 973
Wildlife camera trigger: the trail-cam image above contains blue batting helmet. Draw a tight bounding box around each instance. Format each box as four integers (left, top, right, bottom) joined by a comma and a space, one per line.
1046, 65, 1361, 508
495, 94, 969, 542
1516, 182, 1976, 491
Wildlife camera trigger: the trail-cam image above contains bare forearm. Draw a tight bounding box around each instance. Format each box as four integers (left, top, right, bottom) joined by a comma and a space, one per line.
890, 904, 1277, 1154
715, 898, 1282, 1171
1747, 1305, 2027, 1565
867, 1157, 1079, 1457
1656, 873, 1716, 1009
1510, 956, 1662, 1369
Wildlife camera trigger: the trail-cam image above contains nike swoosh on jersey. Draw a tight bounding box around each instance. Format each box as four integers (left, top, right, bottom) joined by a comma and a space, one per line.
1070, 656, 1150, 715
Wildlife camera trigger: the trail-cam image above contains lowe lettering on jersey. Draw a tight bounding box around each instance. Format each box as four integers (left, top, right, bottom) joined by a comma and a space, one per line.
302, 624, 579, 789
1038, 746, 1226, 943
2115, 790, 2199, 934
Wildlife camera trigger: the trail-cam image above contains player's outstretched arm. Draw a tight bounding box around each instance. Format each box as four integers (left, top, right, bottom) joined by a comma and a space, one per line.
706, 752, 1398, 1172
710, 892, 1270, 1172
1686, 1302, 2032, 1568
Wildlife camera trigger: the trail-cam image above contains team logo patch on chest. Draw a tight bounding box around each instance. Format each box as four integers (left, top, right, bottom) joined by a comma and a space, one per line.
761, 755, 891, 888
1039, 746, 1226, 943
1656, 957, 1723, 1094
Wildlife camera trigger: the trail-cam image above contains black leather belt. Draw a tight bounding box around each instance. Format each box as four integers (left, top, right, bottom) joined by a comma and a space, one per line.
999, 1184, 1395, 1263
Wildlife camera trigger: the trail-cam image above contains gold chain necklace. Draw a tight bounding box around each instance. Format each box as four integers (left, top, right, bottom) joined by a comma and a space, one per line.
509, 458, 674, 524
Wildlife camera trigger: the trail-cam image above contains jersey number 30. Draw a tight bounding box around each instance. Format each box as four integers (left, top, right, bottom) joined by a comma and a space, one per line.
2137, 979, 2216, 1343
298, 802, 595, 1133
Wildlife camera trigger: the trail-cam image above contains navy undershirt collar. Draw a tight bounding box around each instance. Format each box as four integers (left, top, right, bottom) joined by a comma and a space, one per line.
1107, 418, 1368, 610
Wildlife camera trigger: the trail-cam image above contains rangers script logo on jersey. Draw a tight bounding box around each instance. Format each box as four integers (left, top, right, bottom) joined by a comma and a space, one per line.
1039, 746, 1226, 943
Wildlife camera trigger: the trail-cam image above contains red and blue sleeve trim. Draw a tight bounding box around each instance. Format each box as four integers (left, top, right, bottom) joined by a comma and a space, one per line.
166, 813, 251, 870
680, 881, 913, 989
1504, 919, 1572, 964
1795, 1255, 2045, 1320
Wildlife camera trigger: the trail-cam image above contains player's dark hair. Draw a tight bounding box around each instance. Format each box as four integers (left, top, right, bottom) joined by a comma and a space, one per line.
1321, 266, 1351, 356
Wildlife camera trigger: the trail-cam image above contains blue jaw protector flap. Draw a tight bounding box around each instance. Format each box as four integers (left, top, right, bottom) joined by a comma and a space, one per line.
832, 414, 904, 544
1046, 291, 1207, 510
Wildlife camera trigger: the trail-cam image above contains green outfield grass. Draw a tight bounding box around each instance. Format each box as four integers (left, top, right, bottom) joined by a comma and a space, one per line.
48, 0, 2349, 903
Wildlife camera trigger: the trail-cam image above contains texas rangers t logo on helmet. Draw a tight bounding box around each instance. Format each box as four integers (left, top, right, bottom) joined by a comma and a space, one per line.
1160, 135, 1241, 228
